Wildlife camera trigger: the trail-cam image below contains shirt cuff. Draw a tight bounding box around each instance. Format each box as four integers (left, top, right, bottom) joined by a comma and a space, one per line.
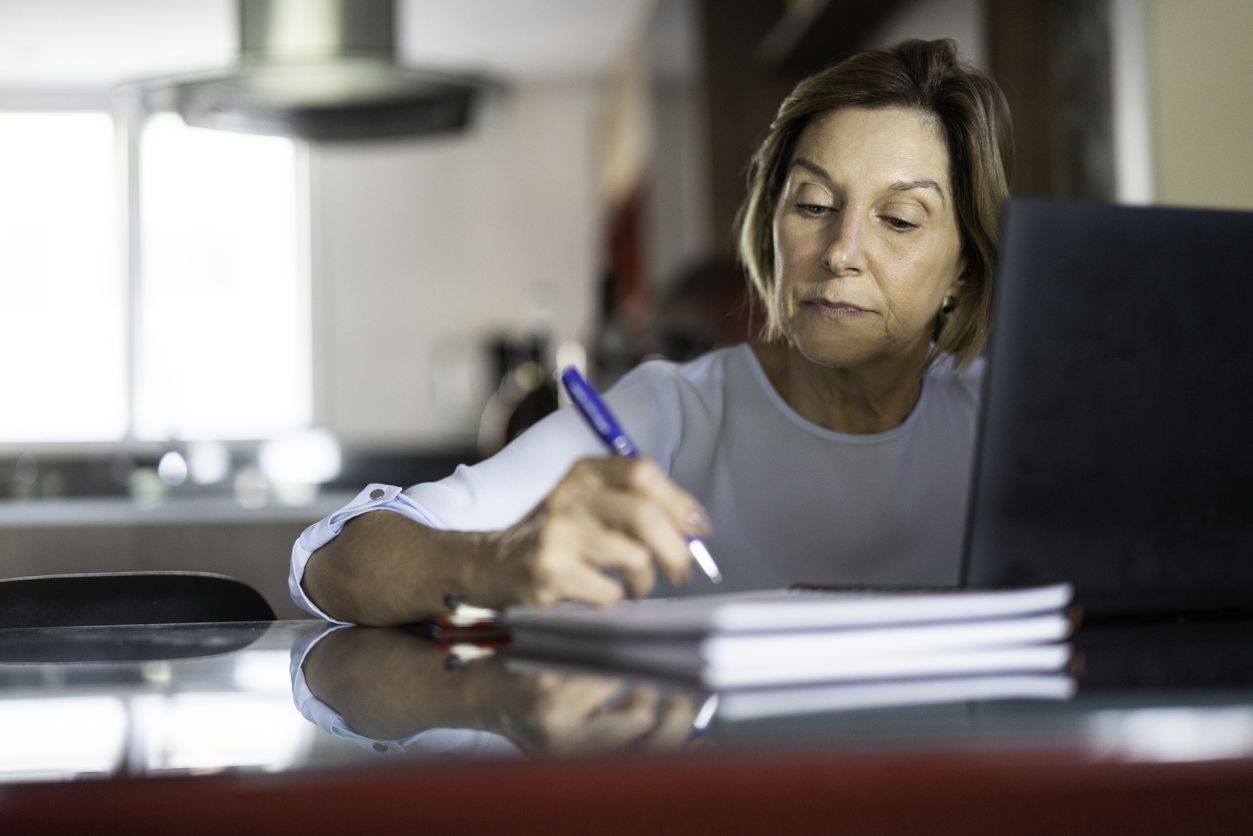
288, 483, 448, 624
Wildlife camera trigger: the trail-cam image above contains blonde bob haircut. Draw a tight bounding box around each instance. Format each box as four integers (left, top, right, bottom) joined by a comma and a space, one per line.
735, 39, 1014, 370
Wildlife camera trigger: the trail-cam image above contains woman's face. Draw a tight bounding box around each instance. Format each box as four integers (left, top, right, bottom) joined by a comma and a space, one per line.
771, 105, 967, 371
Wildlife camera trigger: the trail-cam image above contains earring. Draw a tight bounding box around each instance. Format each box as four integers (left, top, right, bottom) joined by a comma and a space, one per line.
939, 295, 958, 316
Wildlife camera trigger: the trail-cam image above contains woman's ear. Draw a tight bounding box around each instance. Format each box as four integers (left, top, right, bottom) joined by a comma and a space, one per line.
947, 255, 970, 299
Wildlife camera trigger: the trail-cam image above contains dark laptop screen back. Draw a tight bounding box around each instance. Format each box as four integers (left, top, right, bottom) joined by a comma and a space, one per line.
963, 198, 1253, 615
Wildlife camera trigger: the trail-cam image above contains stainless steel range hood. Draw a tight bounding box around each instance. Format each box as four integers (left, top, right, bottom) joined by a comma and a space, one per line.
132, 0, 480, 141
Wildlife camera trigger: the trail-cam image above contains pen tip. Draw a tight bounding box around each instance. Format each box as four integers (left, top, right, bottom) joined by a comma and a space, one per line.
686, 538, 722, 584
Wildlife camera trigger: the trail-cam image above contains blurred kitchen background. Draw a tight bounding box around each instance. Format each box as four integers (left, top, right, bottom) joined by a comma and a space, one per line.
1, 0, 1250, 617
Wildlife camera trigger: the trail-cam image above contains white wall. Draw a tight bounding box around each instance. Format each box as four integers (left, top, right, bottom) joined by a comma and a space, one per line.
311, 82, 603, 449
1110, 0, 1154, 205
1146, 0, 1253, 211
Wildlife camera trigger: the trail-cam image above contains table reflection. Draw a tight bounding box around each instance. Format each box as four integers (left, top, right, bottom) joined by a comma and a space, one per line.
0, 622, 310, 782
294, 624, 701, 758
2, 615, 1253, 787
292, 614, 1253, 764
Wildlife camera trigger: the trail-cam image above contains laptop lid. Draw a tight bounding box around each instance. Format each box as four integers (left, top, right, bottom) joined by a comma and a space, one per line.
962, 198, 1253, 616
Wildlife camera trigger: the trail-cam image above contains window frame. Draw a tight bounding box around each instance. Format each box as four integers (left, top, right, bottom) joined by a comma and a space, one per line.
0, 89, 313, 456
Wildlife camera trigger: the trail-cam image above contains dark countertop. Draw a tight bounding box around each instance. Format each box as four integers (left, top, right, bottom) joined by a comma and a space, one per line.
1, 616, 1252, 833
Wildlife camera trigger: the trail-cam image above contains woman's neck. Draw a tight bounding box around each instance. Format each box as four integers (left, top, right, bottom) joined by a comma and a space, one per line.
751, 340, 929, 435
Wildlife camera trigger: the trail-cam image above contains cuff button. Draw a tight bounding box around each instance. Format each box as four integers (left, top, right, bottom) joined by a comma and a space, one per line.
370, 489, 385, 500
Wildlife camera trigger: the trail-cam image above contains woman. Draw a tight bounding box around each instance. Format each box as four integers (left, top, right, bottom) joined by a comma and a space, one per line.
291, 39, 1013, 626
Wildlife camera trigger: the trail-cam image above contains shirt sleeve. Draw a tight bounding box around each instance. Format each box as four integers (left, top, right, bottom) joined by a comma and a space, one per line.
287, 483, 448, 622
403, 364, 688, 530
288, 360, 689, 621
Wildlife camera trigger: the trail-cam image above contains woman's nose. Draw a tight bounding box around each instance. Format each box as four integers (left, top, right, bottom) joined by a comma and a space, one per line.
822, 211, 865, 275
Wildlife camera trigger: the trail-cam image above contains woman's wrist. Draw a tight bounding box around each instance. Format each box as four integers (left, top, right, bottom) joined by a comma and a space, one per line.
410, 523, 505, 614
458, 505, 550, 611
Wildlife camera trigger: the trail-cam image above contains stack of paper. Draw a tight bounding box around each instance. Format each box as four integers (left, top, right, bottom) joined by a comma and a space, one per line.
504, 584, 1074, 692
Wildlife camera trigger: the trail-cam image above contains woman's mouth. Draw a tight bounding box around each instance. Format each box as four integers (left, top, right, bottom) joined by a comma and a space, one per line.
803, 299, 872, 318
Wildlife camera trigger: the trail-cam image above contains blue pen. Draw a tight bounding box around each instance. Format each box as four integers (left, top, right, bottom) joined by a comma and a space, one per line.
560, 366, 722, 584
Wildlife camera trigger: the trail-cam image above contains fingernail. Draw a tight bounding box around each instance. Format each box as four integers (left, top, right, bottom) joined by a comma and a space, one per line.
687, 510, 712, 533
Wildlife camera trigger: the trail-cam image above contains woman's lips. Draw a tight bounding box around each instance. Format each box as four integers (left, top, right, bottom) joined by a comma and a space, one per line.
803, 298, 872, 318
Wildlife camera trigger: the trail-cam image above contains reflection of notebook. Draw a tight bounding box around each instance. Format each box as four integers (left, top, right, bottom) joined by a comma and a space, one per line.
715, 674, 1075, 722
962, 199, 1253, 616
508, 627, 1070, 690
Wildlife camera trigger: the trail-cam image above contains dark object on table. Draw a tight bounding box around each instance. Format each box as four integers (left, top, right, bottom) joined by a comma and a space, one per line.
1076, 616, 1253, 692
0, 571, 276, 630
963, 198, 1253, 617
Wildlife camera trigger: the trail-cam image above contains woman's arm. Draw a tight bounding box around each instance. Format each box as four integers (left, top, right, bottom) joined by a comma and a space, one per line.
301, 456, 711, 625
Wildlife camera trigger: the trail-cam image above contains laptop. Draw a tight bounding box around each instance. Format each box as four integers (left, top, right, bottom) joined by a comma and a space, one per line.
961, 198, 1253, 617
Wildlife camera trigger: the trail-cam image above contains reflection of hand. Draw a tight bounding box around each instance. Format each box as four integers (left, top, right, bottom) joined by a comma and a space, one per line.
510, 671, 698, 757
480, 457, 712, 609
303, 627, 700, 757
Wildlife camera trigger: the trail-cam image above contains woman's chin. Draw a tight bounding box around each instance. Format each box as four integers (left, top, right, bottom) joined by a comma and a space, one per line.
788, 334, 876, 370
787, 328, 925, 373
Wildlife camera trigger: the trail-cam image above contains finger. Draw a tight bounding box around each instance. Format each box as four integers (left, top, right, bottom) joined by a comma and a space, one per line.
523, 518, 627, 608
578, 526, 656, 599
581, 489, 693, 586
550, 558, 626, 608
617, 458, 712, 537
574, 458, 711, 539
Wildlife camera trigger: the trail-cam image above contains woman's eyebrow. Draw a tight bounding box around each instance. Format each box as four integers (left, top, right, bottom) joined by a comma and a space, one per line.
791, 158, 830, 180
889, 179, 946, 207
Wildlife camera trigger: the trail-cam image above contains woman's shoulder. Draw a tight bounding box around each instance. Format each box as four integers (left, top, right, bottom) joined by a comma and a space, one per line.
592, 347, 743, 469
603, 347, 746, 447
607, 344, 744, 401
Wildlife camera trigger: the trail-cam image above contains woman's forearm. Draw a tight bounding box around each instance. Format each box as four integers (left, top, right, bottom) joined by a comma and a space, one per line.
301, 510, 499, 625
301, 457, 708, 625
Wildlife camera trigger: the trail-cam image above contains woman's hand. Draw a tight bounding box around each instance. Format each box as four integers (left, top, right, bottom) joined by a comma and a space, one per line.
302, 456, 710, 625
475, 457, 711, 609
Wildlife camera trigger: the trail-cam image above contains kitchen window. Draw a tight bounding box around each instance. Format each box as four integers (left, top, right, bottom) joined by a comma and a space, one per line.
0, 112, 125, 442
0, 108, 310, 445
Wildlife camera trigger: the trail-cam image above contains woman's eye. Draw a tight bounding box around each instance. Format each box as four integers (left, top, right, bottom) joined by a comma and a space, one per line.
885, 216, 918, 230
797, 202, 832, 216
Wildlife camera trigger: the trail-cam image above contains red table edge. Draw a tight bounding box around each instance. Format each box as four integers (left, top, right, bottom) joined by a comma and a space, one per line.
3, 746, 1253, 835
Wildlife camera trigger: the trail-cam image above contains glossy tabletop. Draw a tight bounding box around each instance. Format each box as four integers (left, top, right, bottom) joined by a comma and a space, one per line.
2, 616, 1253, 834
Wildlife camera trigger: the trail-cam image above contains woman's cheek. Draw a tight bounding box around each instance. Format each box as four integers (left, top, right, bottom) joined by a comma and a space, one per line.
775, 281, 793, 323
